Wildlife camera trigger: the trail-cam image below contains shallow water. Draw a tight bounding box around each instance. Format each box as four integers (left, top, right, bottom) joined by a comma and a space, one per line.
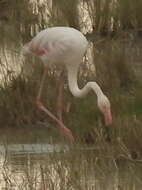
0, 142, 68, 189
0, 125, 141, 190
0, 139, 141, 189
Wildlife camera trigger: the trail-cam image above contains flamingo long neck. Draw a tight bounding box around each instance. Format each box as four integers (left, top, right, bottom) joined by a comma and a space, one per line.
66, 64, 104, 98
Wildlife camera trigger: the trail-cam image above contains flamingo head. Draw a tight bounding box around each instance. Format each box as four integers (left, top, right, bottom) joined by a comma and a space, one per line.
97, 95, 112, 126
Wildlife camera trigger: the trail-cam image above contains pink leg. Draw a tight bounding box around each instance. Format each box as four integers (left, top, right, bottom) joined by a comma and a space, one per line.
36, 67, 74, 143
56, 71, 65, 122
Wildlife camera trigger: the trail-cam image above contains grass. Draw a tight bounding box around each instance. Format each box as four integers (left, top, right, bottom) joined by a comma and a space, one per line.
0, 84, 142, 189
0, 82, 142, 189
1, 0, 142, 188
0, 38, 142, 145
0, 36, 142, 189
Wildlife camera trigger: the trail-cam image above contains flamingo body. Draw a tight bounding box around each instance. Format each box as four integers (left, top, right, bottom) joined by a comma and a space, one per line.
23, 27, 112, 142
23, 27, 88, 66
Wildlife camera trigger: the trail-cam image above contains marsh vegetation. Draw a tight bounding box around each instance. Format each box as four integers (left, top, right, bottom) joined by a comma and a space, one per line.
0, 0, 142, 189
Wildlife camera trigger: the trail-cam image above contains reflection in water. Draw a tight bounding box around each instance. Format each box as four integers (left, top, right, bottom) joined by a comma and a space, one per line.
0, 143, 141, 189
0, 143, 69, 155
0, 143, 69, 190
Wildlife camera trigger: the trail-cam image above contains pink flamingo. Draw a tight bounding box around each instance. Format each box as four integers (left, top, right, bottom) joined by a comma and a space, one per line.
22, 27, 112, 142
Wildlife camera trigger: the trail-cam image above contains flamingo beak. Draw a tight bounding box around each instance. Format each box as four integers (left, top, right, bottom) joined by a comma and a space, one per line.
103, 108, 112, 126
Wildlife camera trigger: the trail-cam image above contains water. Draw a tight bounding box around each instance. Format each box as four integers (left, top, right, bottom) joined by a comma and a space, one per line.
0, 138, 142, 189
0, 143, 69, 155
0, 142, 69, 190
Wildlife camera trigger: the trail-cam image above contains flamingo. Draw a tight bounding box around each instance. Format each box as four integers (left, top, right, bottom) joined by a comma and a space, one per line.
22, 26, 112, 142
